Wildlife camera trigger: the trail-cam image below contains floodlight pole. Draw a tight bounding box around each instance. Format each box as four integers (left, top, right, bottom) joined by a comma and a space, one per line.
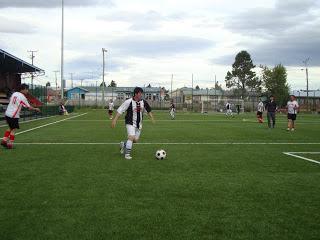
53, 70, 59, 99
60, 0, 64, 100
102, 48, 107, 107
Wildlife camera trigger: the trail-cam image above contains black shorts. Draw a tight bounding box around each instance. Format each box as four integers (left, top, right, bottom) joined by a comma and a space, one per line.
5, 116, 20, 129
108, 110, 113, 114
257, 111, 262, 117
287, 113, 297, 121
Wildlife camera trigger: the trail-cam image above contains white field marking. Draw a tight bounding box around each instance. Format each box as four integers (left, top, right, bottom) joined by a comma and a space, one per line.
0, 115, 56, 128
14, 142, 320, 145
283, 152, 320, 165
15, 113, 88, 136
66, 119, 320, 124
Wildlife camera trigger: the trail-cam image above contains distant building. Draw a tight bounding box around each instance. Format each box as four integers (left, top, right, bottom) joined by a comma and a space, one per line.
65, 86, 165, 107
170, 87, 223, 103
66, 87, 89, 99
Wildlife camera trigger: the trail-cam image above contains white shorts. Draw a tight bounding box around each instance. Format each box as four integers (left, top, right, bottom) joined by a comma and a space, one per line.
126, 124, 141, 140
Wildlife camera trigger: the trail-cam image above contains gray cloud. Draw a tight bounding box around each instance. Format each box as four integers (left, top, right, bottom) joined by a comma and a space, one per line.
0, 0, 113, 8
65, 56, 132, 78
107, 35, 215, 58
224, 0, 318, 38
98, 10, 187, 32
216, 0, 320, 66
0, 16, 37, 34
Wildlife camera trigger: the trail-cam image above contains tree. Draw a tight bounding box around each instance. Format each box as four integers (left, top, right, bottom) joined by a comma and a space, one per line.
100, 81, 106, 87
225, 50, 258, 98
214, 81, 223, 91
195, 85, 200, 90
108, 80, 117, 87
45, 81, 51, 87
247, 76, 262, 93
260, 64, 289, 107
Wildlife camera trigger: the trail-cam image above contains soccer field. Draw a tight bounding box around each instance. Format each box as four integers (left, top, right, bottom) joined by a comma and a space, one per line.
1, 109, 320, 240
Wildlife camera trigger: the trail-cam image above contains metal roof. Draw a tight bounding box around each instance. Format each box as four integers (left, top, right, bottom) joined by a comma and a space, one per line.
291, 90, 320, 97
75, 86, 162, 93
66, 87, 89, 92
0, 49, 44, 73
178, 87, 223, 96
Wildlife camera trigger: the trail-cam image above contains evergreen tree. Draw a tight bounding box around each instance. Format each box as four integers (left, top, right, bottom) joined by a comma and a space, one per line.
225, 50, 258, 98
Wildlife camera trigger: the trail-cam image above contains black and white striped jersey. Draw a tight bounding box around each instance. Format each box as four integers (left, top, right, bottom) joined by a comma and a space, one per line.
117, 98, 152, 129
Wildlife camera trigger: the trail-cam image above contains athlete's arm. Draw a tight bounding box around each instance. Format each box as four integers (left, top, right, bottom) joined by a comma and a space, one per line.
111, 112, 121, 128
148, 112, 155, 124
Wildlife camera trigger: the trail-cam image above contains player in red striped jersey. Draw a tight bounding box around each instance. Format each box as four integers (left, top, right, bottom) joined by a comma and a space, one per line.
1, 84, 40, 149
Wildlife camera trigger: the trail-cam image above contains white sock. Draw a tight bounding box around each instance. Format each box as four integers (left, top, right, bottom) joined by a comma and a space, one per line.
125, 140, 133, 155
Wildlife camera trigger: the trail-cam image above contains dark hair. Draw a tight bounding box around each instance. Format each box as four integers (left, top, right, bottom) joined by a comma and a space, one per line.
133, 87, 143, 95
18, 84, 29, 91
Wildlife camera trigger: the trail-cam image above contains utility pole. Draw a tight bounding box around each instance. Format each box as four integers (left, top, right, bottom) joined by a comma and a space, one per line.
102, 48, 108, 107
192, 73, 194, 111
70, 73, 74, 88
61, 0, 64, 100
214, 74, 217, 111
302, 58, 310, 112
28, 50, 38, 90
171, 74, 173, 100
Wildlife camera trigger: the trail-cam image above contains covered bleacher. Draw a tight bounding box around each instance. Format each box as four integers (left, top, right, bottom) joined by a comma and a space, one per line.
0, 49, 45, 119
0, 49, 44, 104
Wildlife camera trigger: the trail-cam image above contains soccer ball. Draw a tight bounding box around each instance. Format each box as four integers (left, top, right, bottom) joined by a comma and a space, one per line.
155, 149, 166, 160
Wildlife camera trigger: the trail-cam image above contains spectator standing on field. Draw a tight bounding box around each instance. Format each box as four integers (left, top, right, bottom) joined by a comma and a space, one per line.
265, 96, 277, 129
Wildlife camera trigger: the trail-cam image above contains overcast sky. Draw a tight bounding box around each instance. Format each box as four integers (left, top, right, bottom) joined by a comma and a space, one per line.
0, 0, 319, 90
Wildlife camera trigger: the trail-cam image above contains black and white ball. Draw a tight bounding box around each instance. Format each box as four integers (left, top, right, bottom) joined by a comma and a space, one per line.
155, 149, 166, 160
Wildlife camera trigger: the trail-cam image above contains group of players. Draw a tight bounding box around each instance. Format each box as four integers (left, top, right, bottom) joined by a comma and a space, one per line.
256, 95, 299, 131
1, 84, 299, 160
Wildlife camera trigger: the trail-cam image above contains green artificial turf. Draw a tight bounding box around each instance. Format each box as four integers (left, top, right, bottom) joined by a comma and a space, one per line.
0, 109, 319, 239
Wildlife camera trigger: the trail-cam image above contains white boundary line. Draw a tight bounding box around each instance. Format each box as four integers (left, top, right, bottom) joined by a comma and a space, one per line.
0, 115, 57, 128
283, 152, 320, 165
15, 113, 88, 136
66, 119, 320, 124
14, 142, 320, 145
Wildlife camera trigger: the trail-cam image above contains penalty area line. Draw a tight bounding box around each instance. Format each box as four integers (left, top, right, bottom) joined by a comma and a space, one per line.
15, 113, 88, 136
283, 152, 320, 165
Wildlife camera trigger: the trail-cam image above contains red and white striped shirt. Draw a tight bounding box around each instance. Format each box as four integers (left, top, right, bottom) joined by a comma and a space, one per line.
5, 92, 31, 118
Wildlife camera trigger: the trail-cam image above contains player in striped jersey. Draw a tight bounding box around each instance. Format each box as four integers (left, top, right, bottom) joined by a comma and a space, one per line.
111, 87, 155, 160
1, 84, 40, 149
169, 100, 175, 120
